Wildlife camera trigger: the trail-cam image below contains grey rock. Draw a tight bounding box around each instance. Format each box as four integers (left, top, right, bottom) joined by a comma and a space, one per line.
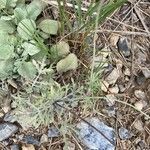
48, 127, 60, 138
119, 127, 133, 140
4, 113, 16, 123
141, 67, 150, 79
0, 123, 18, 141
22, 135, 39, 146
40, 134, 48, 143
136, 72, 146, 85
77, 117, 116, 150
117, 37, 130, 57
10, 144, 20, 150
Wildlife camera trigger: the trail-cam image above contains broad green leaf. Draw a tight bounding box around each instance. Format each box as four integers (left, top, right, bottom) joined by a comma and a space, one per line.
39, 31, 50, 39
9, 35, 17, 46
0, 19, 15, 33
0, 44, 14, 60
0, 31, 17, 46
17, 61, 37, 79
14, 6, 28, 23
51, 41, 70, 59
0, 31, 9, 45
0, 59, 14, 80
1, 15, 14, 21
27, 0, 47, 21
38, 19, 59, 35
17, 19, 36, 40
0, 0, 18, 9
16, 0, 25, 6
56, 53, 78, 73
7, 0, 18, 7
0, 0, 6, 9
22, 41, 40, 56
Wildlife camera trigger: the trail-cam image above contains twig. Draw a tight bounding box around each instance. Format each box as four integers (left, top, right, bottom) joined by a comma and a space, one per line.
94, 29, 150, 37
134, 6, 150, 33
128, 0, 150, 33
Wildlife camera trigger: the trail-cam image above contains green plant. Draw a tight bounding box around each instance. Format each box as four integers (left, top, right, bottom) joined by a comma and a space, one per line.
55, 0, 127, 34
0, 0, 128, 130
0, 0, 78, 81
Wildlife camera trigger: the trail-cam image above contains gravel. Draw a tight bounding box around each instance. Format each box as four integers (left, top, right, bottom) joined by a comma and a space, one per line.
0, 123, 18, 141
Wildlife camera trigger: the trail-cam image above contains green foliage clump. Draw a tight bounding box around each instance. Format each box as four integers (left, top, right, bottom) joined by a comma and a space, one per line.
0, 0, 78, 80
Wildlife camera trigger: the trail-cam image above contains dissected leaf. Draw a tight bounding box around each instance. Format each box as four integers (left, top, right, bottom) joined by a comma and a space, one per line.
56, 53, 78, 73
0, 59, 14, 80
51, 41, 70, 59
26, 0, 47, 21
38, 19, 59, 35
17, 19, 36, 40
22, 41, 40, 56
0, 44, 14, 60
0, 19, 15, 33
17, 61, 37, 79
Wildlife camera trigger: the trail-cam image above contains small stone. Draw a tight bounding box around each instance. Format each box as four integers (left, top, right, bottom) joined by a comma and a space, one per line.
48, 127, 60, 138
124, 68, 130, 76
133, 120, 144, 131
10, 144, 19, 150
4, 113, 16, 123
22, 144, 35, 150
22, 135, 39, 146
77, 117, 116, 150
0, 112, 4, 118
106, 94, 117, 106
141, 67, 150, 79
105, 68, 120, 85
119, 127, 133, 140
109, 34, 120, 48
136, 72, 146, 85
117, 37, 130, 57
2, 106, 11, 113
109, 84, 119, 94
118, 84, 126, 93
40, 134, 48, 144
104, 64, 114, 75
0, 123, 18, 141
125, 76, 130, 81
136, 51, 147, 64
63, 141, 75, 150
134, 90, 146, 100
134, 101, 144, 111
101, 81, 109, 92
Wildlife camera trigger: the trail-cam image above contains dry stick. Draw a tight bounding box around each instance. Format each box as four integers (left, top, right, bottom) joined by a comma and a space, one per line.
134, 6, 150, 33
95, 30, 150, 37
54, 101, 115, 146
128, 0, 150, 33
